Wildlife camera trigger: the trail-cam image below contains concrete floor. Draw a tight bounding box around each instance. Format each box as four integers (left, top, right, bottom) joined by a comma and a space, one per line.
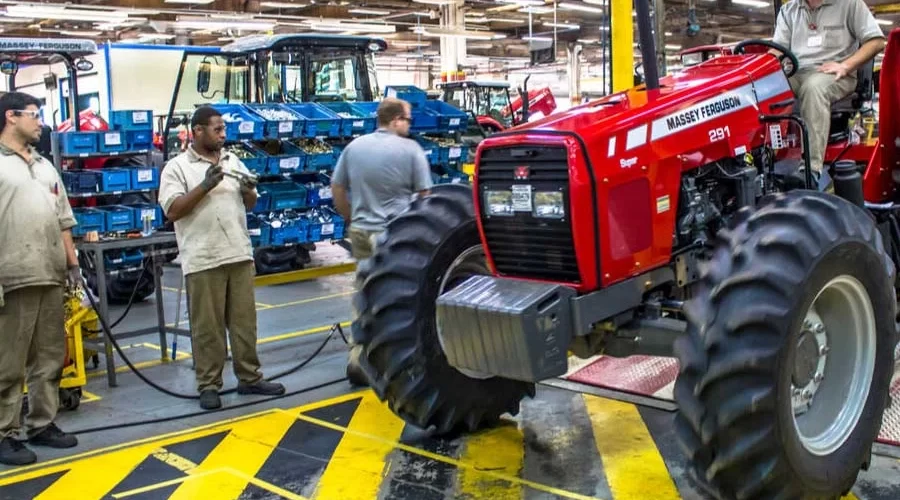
0, 244, 899, 499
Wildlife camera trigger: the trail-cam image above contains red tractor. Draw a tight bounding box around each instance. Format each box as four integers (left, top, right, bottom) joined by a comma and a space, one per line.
438, 78, 557, 133
350, 1, 899, 498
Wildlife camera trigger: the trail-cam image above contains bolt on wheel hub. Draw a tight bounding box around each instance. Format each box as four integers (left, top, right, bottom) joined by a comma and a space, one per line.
792, 312, 828, 415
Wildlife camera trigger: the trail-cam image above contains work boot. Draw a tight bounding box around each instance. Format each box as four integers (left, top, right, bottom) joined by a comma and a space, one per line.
237, 380, 285, 396
27, 423, 77, 449
0, 438, 36, 466
199, 390, 221, 410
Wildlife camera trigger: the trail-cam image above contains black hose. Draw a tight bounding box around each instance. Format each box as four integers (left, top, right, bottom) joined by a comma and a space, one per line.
83, 263, 149, 334
81, 273, 350, 401
70, 376, 349, 435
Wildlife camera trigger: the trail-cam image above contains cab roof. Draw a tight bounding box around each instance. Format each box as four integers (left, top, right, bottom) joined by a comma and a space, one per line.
0, 37, 97, 64
437, 80, 510, 89
220, 34, 388, 54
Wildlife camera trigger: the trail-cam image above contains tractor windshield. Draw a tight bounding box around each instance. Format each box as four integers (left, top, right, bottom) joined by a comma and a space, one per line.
273, 49, 379, 103
443, 85, 512, 127
170, 53, 246, 114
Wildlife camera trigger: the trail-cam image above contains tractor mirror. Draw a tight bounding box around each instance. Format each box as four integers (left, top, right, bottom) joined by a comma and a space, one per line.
0, 60, 17, 76
74, 58, 93, 72
197, 61, 211, 94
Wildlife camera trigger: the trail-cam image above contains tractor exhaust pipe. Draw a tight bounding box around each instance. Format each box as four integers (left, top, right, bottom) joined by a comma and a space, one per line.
634, 0, 659, 91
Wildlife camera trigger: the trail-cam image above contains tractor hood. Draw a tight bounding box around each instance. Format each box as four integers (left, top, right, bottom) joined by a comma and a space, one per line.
486, 53, 785, 161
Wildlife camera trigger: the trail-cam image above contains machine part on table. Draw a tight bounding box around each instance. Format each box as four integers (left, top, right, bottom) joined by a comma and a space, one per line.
291, 138, 333, 154
350, 183, 534, 435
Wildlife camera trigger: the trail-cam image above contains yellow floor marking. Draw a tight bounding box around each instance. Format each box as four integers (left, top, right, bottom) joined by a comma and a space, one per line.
457, 422, 525, 499
113, 467, 308, 500
167, 409, 298, 499
256, 302, 274, 309
257, 321, 352, 345
293, 398, 599, 500
583, 394, 679, 500
81, 389, 101, 403
32, 442, 160, 500
151, 447, 199, 471
310, 391, 406, 500
0, 409, 278, 480
86, 352, 192, 379
262, 291, 354, 311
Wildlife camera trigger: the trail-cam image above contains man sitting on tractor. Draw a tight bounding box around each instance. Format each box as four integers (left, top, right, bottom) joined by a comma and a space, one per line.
772, 0, 885, 188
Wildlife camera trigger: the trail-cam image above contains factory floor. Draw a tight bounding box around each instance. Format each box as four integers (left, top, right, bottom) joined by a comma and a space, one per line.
1, 245, 899, 499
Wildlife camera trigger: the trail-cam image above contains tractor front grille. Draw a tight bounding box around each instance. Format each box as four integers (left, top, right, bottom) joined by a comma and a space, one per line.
478, 145, 580, 283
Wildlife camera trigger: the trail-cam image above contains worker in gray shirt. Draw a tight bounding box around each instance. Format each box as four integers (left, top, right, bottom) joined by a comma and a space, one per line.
772, 0, 885, 187
332, 97, 432, 385
331, 97, 432, 261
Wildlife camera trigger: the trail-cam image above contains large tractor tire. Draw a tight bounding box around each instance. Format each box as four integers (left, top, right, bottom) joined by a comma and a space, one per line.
350, 184, 534, 435
674, 190, 897, 499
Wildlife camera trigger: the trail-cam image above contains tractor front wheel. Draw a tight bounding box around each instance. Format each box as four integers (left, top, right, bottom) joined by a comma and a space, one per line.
674, 190, 897, 499
350, 184, 534, 435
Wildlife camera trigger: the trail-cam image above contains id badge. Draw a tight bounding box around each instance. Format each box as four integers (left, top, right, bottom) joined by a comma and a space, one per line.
808, 35, 823, 48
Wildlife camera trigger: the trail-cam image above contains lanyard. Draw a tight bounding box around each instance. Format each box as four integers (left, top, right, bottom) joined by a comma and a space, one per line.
804, 6, 820, 31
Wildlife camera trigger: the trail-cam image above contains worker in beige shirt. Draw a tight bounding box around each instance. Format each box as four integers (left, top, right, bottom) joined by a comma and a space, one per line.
159, 105, 285, 410
772, 0, 885, 188
0, 92, 80, 466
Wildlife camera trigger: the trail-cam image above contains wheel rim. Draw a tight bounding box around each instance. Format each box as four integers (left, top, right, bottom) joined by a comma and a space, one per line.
435, 244, 494, 380
791, 275, 876, 456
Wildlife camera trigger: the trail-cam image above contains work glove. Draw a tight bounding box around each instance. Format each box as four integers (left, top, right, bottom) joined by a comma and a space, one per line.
67, 265, 84, 289
201, 164, 225, 192
239, 174, 258, 195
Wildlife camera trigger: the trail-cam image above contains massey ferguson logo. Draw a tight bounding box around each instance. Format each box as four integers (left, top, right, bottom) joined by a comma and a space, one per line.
514, 166, 530, 179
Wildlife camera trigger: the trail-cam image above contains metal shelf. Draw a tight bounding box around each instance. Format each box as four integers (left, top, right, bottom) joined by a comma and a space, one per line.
60, 148, 153, 159
67, 188, 155, 199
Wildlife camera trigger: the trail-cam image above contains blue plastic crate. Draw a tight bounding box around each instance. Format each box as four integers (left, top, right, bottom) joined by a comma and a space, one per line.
246, 214, 271, 247
62, 170, 102, 194
413, 136, 440, 165
319, 207, 345, 240
129, 166, 159, 190
305, 182, 322, 206
410, 107, 440, 134
258, 182, 308, 211
126, 130, 153, 150
267, 216, 308, 246
224, 142, 267, 175
126, 203, 163, 229
252, 140, 306, 174
436, 168, 470, 185
245, 104, 304, 139
109, 110, 153, 132
289, 139, 334, 171
306, 217, 322, 242
385, 85, 427, 107
446, 144, 469, 165
423, 100, 468, 133
286, 103, 342, 138
319, 102, 376, 136
72, 207, 106, 237
253, 192, 271, 213
100, 168, 132, 192
98, 130, 128, 153
210, 104, 265, 142
97, 205, 136, 232
58, 132, 98, 156
104, 249, 144, 269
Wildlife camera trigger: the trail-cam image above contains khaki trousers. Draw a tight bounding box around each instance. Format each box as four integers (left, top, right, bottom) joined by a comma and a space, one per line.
0, 285, 65, 439
186, 261, 263, 393
349, 227, 382, 293
788, 68, 857, 173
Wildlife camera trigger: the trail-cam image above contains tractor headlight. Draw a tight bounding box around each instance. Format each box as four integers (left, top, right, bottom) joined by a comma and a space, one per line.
532, 191, 565, 219
484, 190, 514, 216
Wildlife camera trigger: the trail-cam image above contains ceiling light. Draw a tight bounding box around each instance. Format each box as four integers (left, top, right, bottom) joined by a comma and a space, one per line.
392, 41, 431, 47
876, 19, 893, 26
259, 1, 307, 7
665, 31, 672, 36
497, 0, 546, 5
731, 0, 769, 8
487, 17, 526, 23
523, 36, 552, 42
348, 8, 391, 15
412, 27, 499, 40
308, 21, 395, 32
5, 5, 136, 22
60, 30, 101, 37
175, 17, 275, 30
558, 3, 604, 14
136, 33, 177, 41
519, 6, 554, 13
164, 0, 215, 4
665, 43, 682, 50
544, 22, 580, 29
411, 0, 456, 5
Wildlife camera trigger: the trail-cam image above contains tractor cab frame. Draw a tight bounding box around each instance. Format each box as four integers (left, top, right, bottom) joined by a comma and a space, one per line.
162, 34, 387, 160
437, 80, 516, 132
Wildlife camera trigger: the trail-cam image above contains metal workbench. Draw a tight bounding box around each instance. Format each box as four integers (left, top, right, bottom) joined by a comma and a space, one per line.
77, 231, 191, 387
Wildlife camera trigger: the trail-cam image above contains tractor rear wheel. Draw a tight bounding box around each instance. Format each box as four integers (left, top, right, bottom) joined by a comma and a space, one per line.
674, 190, 897, 499
350, 184, 534, 435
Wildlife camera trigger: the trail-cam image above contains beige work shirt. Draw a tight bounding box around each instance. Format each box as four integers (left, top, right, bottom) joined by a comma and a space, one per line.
158, 147, 256, 276
0, 144, 76, 295
773, 0, 885, 69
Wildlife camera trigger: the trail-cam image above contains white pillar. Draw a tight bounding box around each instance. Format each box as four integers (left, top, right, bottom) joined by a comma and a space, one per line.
439, 1, 467, 79
567, 43, 582, 105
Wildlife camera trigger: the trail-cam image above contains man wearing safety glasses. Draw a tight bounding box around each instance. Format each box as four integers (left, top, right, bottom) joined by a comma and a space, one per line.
0, 92, 80, 466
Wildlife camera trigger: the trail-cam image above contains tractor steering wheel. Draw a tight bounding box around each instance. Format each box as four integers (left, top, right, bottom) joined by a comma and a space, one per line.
733, 39, 799, 78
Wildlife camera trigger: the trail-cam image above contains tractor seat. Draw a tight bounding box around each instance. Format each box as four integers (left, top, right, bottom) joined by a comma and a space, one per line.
828, 59, 875, 143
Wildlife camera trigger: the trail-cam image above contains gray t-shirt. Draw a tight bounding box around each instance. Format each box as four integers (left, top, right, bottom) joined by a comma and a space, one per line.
773, 0, 885, 70
332, 128, 432, 232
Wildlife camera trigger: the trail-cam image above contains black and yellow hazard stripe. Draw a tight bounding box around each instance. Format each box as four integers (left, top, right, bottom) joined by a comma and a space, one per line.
0, 388, 882, 499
